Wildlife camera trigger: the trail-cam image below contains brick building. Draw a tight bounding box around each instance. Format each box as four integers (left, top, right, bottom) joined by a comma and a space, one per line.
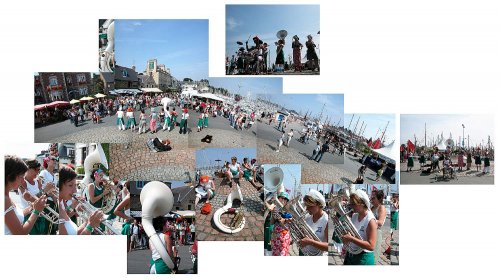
35, 72, 93, 104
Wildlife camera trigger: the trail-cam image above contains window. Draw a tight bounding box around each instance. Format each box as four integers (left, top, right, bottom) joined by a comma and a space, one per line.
67, 148, 75, 157
79, 87, 88, 96
66, 76, 72, 85
122, 69, 128, 77
77, 74, 86, 83
49, 76, 58, 86
149, 61, 154, 70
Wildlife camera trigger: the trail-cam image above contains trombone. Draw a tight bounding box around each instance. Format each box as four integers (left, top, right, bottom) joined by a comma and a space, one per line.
72, 194, 121, 235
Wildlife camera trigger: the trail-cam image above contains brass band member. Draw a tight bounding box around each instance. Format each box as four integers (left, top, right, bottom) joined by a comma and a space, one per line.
4, 155, 47, 235
58, 165, 103, 235
343, 189, 377, 265
299, 190, 329, 256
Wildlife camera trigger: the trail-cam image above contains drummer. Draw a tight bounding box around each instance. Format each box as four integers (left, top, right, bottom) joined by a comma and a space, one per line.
194, 175, 215, 207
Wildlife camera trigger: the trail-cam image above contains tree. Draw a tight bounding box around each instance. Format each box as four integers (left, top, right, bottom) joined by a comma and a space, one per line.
183, 78, 193, 82
94, 75, 105, 94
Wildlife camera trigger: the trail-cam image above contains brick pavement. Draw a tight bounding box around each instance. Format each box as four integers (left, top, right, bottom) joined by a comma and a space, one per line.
195, 178, 264, 241
257, 141, 353, 184
401, 161, 494, 184
188, 127, 257, 149
109, 133, 194, 181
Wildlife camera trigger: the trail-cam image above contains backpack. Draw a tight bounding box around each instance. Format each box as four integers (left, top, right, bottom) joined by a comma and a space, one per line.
200, 203, 212, 215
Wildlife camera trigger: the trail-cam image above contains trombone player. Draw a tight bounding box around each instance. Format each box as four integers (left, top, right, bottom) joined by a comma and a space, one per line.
342, 189, 377, 265
18, 159, 58, 235
87, 168, 119, 234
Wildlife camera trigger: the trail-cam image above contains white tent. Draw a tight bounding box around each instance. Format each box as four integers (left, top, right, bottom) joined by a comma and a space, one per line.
198, 93, 224, 102
140, 87, 162, 93
372, 140, 397, 163
161, 97, 173, 111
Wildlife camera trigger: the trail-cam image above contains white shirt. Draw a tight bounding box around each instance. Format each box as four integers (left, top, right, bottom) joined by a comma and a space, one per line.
39, 169, 57, 201
132, 224, 139, 235
190, 224, 196, 232
150, 233, 167, 261
117, 111, 124, 118
350, 211, 376, 253
4, 205, 24, 235
228, 163, 240, 177
301, 212, 328, 256
64, 220, 78, 235
126, 111, 134, 118
19, 179, 41, 208
182, 113, 189, 120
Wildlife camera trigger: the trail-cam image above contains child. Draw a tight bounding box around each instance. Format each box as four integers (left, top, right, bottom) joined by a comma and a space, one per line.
276, 132, 285, 153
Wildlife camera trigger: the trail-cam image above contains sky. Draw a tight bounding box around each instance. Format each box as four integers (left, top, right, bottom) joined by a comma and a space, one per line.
226, 5, 320, 59
209, 77, 282, 97
196, 148, 257, 168
299, 184, 332, 197
7, 143, 49, 159
263, 164, 301, 194
115, 20, 208, 81
345, 114, 396, 145
400, 114, 494, 148
262, 94, 344, 125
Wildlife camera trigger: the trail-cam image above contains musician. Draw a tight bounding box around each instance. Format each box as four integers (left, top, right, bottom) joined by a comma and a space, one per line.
194, 175, 215, 207
58, 165, 103, 235
299, 190, 329, 256
246, 36, 263, 74
342, 189, 377, 265
39, 156, 59, 234
267, 192, 292, 256
370, 189, 387, 264
18, 159, 56, 234
5, 155, 47, 235
149, 216, 175, 274
179, 108, 189, 134
88, 168, 118, 233
225, 156, 243, 187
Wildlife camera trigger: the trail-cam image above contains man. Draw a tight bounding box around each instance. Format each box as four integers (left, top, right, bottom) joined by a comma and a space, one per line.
189, 222, 196, 242
314, 141, 330, 163
130, 219, 140, 251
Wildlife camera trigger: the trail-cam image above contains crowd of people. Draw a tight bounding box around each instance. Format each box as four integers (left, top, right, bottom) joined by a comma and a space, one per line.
226, 33, 319, 75
402, 146, 493, 178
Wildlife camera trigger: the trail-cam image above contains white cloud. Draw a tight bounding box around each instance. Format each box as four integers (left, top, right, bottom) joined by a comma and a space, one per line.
227, 17, 241, 31
131, 21, 142, 26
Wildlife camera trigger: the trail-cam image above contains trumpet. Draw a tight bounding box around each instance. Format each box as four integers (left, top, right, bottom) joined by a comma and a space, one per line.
72, 194, 121, 235
26, 176, 59, 225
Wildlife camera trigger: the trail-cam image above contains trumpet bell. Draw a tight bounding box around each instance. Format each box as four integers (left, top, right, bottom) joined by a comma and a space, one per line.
276, 30, 288, 40
263, 166, 284, 194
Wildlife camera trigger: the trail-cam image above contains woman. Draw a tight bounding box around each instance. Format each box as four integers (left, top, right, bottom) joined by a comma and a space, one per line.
170, 108, 177, 131
149, 107, 158, 134
194, 175, 215, 207
342, 189, 377, 265
138, 109, 148, 134
203, 110, 209, 128
58, 165, 103, 235
267, 192, 292, 256
306, 35, 319, 71
116, 107, 125, 130
370, 189, 387, 264
483, 153, 491, 174
389, 194, 399, 240
225, 156, 243, 187
466, 151, 472, 170
291, 35, 303, 72
275, 39, 285, 73
19, 159, 56, 235
179, 108, 189, 134
474, 152, 482, 171
407, 152, 414, 172
115, 182, 132, 250
149, 217, 175, 274
126, 107, 137, 131
418, 153, 426, 170
457, 151, 464, 171
39, 156, 59, 235
197, 112, 204, 132
5, 155, 46, 235
162, 107, 171, 131
299, 190, 329, 256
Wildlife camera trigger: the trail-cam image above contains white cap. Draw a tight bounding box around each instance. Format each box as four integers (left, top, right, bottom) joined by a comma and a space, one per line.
304, 189, 326, 207
353, 189, 370, 209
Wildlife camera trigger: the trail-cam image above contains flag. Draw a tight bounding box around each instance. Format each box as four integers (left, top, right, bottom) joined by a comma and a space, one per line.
367, 137, 373, 147
407, 140, 415, 152
372, 138, 381, 149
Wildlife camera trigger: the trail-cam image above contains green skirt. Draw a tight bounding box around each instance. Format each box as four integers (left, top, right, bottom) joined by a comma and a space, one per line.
243, 170, 252, 180
150, 258, 172, 274
164, 116, 171, 127
203, 117, 208, 127
24, 209, 48, 235
197, 119, 203, 128
264, 215, 274, 250
344, 251, 375, 265
391, 211, 399, 230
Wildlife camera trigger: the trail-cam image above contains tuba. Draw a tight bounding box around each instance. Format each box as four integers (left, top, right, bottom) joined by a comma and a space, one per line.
141, 181, 175, 270
328, 186, 364, 255
99, 19, 115, 72
72, 194, 121, 235
276, 30, 288, 41
79, 144, 117, 214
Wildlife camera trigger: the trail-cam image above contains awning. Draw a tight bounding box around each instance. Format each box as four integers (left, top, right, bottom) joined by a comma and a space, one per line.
192, 93, 225, 102
140, 87, 162, 93
80, 96, 95, 101
111, 89, 143, 95
94, 93, 106, 98
69, 99, 80, 104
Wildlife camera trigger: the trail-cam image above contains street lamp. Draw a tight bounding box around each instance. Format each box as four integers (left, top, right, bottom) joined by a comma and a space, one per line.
462, 124, 465, 148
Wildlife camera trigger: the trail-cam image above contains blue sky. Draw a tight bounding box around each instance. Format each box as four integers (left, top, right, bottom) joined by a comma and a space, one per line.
115, 20, 208, 81
299, 184, 332, 197
400, 114, 494, 147
8, 143, 48, 159
263, 164, 301, 194
196, 148, 257, 168
226, 5, 320, 59
345, 114, 396, 145
209, 77, 282, 97
261, 94, 344, 125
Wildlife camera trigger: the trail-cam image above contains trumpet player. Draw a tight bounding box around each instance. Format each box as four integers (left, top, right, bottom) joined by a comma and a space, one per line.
4, 155, 47, 235
299, 190, 329, 256
267, 192, 292, 256
18, 159, 56, 235
58, 165, 103, 235
39, 156, 59, 235
342, 189, 377, 265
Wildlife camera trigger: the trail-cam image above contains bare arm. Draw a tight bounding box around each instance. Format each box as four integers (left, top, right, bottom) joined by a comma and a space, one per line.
114, 195, 132, 220
346, 219, 377, 251
5, 196, 46, 235
88, 184, 104, 204
376, 206, 387, 227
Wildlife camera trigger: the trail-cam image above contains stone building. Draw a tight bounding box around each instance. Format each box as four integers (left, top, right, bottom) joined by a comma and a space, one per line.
36, 72, 92, 104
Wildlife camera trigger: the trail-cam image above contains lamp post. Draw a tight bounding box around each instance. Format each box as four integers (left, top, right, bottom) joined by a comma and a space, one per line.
462, 124, 465, 148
